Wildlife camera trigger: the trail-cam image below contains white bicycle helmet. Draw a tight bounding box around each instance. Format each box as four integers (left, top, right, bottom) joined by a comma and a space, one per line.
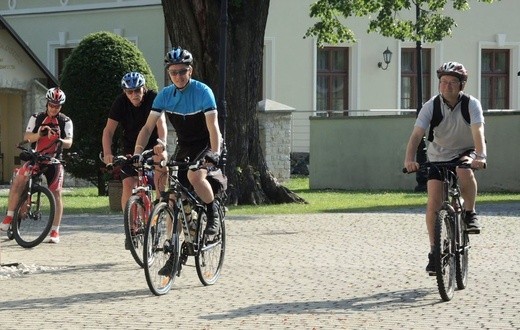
46, 87, 66, 105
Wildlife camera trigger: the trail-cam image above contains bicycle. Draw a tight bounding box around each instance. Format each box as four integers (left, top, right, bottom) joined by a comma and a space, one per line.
104, 150, 156, 268
143, 157, 226, 296
404, 160, 481, 301
6, 140, 61, 248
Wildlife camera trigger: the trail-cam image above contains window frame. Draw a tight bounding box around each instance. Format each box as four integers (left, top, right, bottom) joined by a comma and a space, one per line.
481, 49, 510, 110
316, 47, 349, 115
400, 48, 432, 110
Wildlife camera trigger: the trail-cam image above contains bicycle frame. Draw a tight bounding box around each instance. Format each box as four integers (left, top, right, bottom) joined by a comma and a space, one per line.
9, 142, 59, 248
404, 161, 473, 301
143, 157, 226, 294
430, 161, 471, 301
439, 166, 464, 249
110, 151, 156, 268
132, 160, 153, 212
163, 167, 204, 246
16, 143, 60, 209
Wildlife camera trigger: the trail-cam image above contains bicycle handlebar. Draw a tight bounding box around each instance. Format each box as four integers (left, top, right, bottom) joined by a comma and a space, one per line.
17, 140, 61, 164
402, 161, 486, 174
158, 158, 205, 171
104, 149, 155, 170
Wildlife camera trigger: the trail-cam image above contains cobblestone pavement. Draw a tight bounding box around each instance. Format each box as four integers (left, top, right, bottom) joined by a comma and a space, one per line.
0, 203, 519, 329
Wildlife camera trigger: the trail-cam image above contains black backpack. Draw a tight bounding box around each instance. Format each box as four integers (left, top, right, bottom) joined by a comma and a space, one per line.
427, 93, 470, 142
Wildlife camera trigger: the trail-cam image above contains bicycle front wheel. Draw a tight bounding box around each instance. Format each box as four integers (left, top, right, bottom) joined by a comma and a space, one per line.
143, 202, 178, 296
195, 202, 226, 286
434, 209, 456, 301
124, 195, 148, 268
456, 215, 469, 290
13, 185, 55, 248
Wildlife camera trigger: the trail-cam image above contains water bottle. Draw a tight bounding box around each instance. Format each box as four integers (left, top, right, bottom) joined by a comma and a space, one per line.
189, 210, 198, 237
182, 200, 192, 242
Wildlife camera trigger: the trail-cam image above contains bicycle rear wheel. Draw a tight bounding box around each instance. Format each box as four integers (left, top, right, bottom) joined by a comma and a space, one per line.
434, 209, 455, 301
456, 215, 469, 290
124, 195, 148, 267
143, 202, 178, 296
195, 202, 226, 286
13, 185, 55, 248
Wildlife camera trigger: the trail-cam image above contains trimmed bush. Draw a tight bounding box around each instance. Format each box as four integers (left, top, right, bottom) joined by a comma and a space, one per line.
60, 31, 157, 189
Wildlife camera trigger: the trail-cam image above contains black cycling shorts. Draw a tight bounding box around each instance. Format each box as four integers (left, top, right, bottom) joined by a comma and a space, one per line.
427, 149, 475, 181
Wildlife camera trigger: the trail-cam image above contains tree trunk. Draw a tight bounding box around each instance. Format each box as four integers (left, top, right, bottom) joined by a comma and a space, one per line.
161, 0, 305, 205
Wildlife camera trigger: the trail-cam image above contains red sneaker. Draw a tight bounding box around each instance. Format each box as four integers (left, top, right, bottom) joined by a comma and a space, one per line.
49, 230, 60, 244
0, 216, 13, 231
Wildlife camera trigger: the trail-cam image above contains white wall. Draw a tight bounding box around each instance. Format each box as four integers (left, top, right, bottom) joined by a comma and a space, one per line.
1, 1, 166, 89
265, 0, 520, 153
3, 0, 520, 155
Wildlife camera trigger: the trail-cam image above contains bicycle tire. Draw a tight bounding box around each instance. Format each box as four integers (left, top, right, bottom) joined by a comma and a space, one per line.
13, 185, 55, 248
456, 216, 469, 290
434, 209, 456, 301
124, 195, 148, 268
143, 202, 178, 296
195, 200, 226, 286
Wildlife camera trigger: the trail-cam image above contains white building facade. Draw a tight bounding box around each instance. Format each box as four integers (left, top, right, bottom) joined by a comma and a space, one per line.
1, 0, 519, 157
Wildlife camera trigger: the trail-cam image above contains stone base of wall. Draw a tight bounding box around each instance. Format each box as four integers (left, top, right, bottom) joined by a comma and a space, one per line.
291, 152, 309, 176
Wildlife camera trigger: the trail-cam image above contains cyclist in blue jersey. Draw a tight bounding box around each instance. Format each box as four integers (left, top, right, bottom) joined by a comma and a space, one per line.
133, 47, 222, 236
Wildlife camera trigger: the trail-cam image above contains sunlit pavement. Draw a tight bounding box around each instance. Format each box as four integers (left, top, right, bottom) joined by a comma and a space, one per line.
1, 203, 519, 329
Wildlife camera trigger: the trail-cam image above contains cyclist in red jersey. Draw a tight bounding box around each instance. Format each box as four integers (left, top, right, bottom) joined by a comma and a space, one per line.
1, 88, 73, 244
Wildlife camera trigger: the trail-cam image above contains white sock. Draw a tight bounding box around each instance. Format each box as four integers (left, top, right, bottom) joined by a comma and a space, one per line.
51, 226, 60, 232
6, 211, 14, 217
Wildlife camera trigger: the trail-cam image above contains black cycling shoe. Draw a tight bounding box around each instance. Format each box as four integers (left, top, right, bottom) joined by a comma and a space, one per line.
158, 258, 174, 276
464, 211, 482, 234
426, 253, 435, 276
124, 238, 131, 250
204, 203, 220, 235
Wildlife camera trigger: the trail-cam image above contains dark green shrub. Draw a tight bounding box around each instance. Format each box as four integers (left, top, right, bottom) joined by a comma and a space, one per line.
60, 31, 158, 190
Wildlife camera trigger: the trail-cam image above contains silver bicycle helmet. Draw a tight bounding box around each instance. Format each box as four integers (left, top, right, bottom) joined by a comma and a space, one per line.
436, 62, 468, 82
121, 72, 146, 89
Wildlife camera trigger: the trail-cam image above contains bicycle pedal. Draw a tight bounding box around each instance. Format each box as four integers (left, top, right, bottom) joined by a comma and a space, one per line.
466, 229, 481, 234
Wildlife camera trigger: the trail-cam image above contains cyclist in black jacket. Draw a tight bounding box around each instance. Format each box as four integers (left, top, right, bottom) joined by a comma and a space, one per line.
102, 72, 168, 212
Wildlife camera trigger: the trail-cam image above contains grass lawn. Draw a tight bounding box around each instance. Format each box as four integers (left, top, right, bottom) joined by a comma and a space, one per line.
1, 176, 518, 215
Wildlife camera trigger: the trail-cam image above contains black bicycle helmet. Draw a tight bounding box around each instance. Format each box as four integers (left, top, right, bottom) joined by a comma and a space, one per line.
436, 61, 468, 82
164, 47, 193, 66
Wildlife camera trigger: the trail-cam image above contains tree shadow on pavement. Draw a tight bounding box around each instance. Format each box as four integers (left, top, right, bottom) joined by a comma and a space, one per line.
0, 288, 151, 311
203, 288, 438, 320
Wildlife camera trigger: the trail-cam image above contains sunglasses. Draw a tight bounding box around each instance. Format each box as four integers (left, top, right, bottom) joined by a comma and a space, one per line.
124, 88, 142, 95
167, 68, 190, 76
48, 103, 62, 109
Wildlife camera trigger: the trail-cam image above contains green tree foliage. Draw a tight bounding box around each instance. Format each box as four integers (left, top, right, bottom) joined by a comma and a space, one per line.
60, 31, 158, 186
305, 0, 498, 46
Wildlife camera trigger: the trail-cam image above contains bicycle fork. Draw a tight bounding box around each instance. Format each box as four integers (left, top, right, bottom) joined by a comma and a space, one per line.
450, 195, 469, 258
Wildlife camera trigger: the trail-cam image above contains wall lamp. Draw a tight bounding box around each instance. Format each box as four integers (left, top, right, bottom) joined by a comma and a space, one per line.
378, 47, 392, 70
